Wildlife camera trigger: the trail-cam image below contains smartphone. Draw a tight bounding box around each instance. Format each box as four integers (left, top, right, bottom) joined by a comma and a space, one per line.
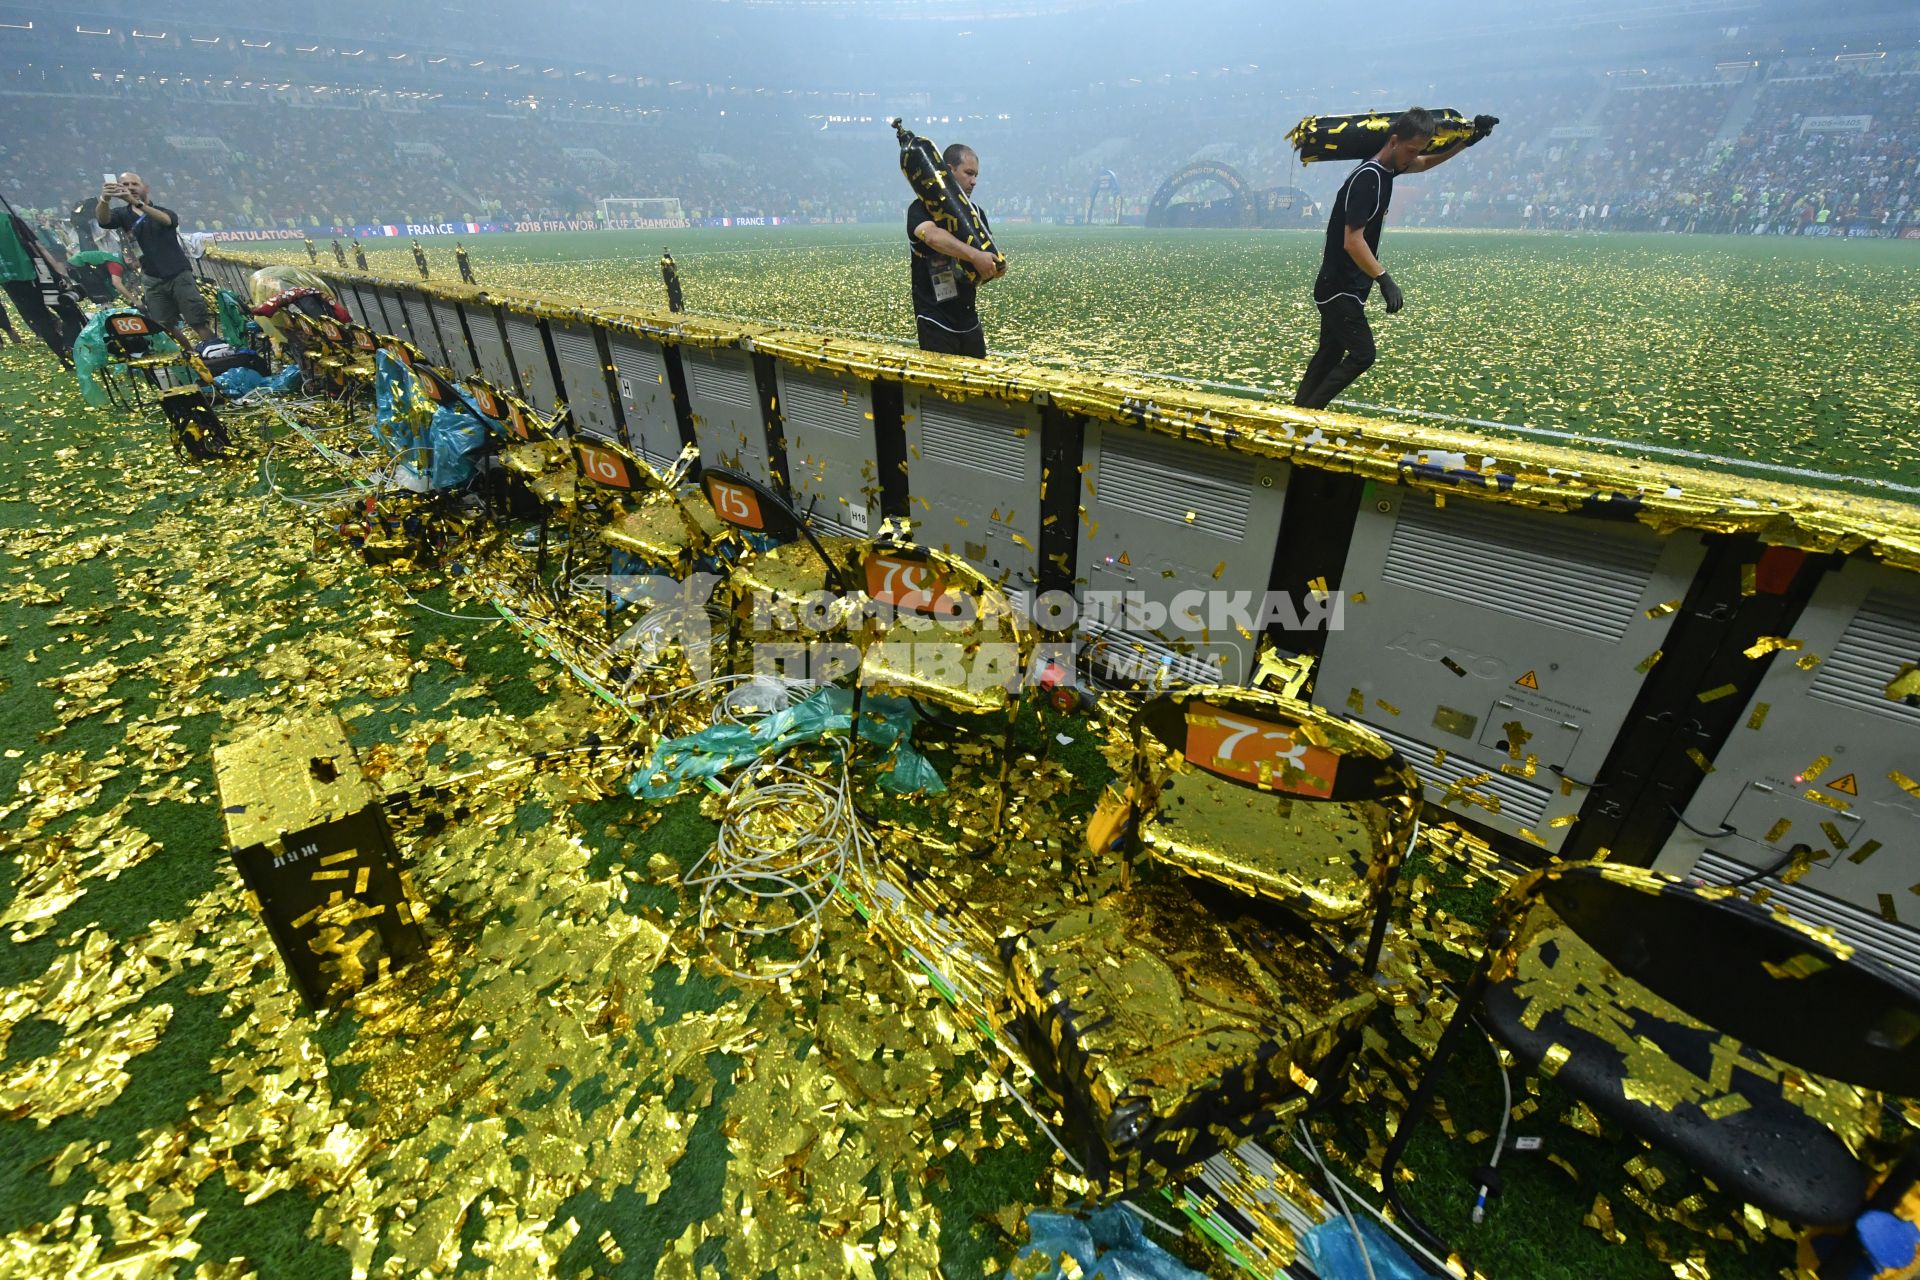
103, 173, 117, 186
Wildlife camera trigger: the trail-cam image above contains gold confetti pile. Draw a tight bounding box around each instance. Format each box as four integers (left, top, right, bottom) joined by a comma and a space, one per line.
13, 212, 1915, 1280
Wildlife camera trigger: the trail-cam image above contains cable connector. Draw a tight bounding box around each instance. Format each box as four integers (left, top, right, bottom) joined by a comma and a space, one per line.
1468, 1165, 1504, 1224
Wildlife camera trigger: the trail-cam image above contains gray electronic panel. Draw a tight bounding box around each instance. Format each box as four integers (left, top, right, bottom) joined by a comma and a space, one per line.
372, 287, 414, 343
360, 286, 398, 337
1077, 422, 1288, 687
501, 310, 559, 412
431, 299, 476, 376
400, 292, 450, 368
549, 321, 617, 441
337, 285, 371, 329
775, 366, 879, 540
608, 334, 679, 469
901, 386, 1042, 606
1316, 483, 1706, 851
682, 346, 768, 483
466, 304, 520, 397
1656, 561, 1920, 979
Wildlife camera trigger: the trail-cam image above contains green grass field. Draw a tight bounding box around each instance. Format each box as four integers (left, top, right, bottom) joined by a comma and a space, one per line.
249, 225, 1920, 497
0, 224, 1880, 1280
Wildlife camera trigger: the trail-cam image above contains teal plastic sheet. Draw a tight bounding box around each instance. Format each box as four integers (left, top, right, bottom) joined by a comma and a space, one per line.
629, 687, 942, 799
73, 306, 181, 408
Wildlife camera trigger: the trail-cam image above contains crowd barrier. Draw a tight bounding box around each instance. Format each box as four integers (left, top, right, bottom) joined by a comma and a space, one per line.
204, 246, 1920, 981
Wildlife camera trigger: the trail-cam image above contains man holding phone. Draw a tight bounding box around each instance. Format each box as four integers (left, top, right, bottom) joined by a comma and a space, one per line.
96, 171, 213, 344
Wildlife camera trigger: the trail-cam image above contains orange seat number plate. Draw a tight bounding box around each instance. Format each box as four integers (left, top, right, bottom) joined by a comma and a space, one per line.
1184, 703, 1339, 797
707, 478, 764, 530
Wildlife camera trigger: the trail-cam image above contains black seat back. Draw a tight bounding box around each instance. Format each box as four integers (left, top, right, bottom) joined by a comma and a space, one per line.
1535, 864, 1920, 1094
701, 466, 850, 591
103, 310, 164, 358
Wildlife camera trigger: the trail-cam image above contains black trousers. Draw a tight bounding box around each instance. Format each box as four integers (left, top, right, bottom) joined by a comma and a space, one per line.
1293, 295, 1377, 410
916, 317, 987, 358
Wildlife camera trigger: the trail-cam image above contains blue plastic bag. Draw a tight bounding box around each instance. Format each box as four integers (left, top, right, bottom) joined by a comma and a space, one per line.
1010, 1206, 1204, 1280
1300, 1209, 1430, 1280
428, 403, 487, 490
214, 366, 267, 400
373, 350, 431, 462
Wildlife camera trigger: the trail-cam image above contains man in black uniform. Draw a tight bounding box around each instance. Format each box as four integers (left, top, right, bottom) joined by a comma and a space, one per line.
95, 172, 214, 344
907, 144, 1004, 357
1293, 107, 1493, 410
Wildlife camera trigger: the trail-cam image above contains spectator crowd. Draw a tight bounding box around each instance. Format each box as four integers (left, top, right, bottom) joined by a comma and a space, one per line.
2, 55, 1915, 240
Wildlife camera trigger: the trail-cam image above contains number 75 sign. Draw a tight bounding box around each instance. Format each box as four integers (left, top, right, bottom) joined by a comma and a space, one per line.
705, 477, 764, 530
1183, 703, 1339, 798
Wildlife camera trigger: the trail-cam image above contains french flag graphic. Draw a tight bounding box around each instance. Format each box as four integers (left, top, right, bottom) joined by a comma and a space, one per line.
464, 222, 482, 233
382, 225, 400, 236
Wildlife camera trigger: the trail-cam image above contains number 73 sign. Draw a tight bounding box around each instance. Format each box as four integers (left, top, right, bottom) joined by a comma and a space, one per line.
1183, 703, 1339, 798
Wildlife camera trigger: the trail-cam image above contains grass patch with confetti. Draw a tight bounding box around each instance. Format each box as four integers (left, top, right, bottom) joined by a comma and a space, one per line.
0, 259, 1875, 1280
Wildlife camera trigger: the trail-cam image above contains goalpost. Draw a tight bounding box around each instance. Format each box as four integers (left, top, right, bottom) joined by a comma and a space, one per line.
596, 197, 687, 225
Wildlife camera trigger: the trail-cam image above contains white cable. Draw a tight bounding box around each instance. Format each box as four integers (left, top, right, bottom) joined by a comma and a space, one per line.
684, 754, 870, 982
1471, 1018, 1513, 1225
1299, 1121, 1379, 1280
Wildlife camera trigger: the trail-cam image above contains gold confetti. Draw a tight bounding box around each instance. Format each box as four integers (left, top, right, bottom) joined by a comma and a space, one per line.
1741, 636, 1802, 659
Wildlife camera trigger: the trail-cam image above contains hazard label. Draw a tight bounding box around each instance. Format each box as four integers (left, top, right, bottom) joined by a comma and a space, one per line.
1515, 671, 1540, 690
1828, 774, 1858, 796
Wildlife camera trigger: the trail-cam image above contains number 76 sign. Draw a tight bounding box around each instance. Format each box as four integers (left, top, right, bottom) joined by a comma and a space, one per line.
1183, 703, 1339, 798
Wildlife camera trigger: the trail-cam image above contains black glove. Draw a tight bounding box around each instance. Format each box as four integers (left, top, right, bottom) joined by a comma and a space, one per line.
1467, 114, 1499, 146
1377, 272, 1405, 314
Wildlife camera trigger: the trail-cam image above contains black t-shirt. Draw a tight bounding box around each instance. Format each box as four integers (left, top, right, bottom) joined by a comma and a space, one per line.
907, 198, 990, 334
104, 203, 190, 280
1313, 160, 1394, 304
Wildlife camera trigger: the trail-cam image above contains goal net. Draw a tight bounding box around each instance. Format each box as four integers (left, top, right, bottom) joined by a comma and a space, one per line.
596, 197, 687, 225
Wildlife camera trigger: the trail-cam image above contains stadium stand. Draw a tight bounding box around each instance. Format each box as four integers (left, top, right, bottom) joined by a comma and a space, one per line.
1, 49, 1915, 238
